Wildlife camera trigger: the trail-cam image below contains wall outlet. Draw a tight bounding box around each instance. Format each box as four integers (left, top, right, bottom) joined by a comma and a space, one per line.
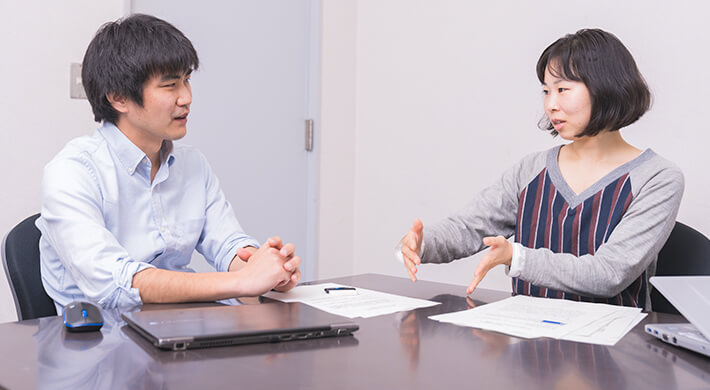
70, 62, 87, 99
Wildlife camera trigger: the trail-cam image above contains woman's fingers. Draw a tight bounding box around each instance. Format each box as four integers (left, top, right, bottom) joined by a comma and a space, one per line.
466, 254, 494, 295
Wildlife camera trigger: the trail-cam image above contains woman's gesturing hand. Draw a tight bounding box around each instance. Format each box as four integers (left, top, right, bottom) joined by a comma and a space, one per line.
466, 236, 513, 295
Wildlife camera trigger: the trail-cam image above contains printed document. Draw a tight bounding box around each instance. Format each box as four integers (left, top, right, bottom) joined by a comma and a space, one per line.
429, 295, 645, 345
264, 283, 439, 318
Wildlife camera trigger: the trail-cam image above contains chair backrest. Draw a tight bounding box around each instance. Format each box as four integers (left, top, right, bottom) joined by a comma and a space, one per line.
651, 222, 710, 315
1, 214, 57, 320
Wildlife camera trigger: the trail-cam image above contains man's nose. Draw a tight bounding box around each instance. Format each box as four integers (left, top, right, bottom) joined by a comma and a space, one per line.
177, 85, 192, 106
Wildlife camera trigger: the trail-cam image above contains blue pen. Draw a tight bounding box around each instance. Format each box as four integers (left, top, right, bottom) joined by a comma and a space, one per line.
541, 320, 565, 325
324, 287, 357, 294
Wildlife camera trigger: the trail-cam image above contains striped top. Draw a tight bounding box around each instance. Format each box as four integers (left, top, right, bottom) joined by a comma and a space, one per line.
512, 167, 644, 307
422, 145, 684, 310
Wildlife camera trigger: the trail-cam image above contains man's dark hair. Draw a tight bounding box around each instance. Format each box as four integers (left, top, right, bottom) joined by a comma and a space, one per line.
536, 28, 651, 137
82, 14, 199, 123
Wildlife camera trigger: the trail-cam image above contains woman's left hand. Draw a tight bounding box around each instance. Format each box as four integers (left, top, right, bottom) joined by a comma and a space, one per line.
466, 236, 513, 295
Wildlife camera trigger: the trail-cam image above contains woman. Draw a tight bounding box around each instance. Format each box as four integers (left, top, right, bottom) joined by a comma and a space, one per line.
398, 29, 683, 309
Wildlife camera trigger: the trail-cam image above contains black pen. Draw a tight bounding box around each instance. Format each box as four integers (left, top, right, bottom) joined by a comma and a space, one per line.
324, 287, 357, 294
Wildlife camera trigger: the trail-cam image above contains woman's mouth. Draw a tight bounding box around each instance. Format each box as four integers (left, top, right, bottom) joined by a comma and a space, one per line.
551, 119, 565, 130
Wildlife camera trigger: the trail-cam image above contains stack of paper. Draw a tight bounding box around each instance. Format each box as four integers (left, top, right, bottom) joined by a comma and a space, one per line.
264, 283, 440, 318
429, 295, 646, 346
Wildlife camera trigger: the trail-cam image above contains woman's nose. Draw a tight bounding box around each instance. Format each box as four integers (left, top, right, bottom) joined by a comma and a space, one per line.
544, 94, 559, 113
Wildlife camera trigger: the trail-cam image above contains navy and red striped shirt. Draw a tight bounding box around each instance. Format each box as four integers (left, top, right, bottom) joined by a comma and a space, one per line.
512, 167, 646, 307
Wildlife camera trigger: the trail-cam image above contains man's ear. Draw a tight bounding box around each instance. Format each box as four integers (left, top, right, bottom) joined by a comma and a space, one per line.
106, 93, 129, 113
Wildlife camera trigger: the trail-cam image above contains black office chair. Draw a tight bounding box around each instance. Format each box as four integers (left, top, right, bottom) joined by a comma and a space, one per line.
1, 214, 57, 320
651, 222, 710, 315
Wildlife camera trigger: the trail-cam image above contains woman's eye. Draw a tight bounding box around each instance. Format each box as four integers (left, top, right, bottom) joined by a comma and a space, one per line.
542, 89, 549, 95
558, 88, 566, 93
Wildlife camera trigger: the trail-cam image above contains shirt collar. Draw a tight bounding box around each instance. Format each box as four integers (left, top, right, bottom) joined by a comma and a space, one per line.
98, 122, 176, 174
161, 140, 176, 167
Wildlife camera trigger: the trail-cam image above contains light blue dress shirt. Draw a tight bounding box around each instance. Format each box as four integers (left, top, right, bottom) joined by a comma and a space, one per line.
36, 122, 259, 309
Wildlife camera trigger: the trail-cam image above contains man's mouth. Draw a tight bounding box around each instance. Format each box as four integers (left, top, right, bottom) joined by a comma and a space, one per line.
174, 112, 189, 121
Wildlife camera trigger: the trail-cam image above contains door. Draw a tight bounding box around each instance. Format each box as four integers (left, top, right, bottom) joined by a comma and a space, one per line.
130, 1, 317, 280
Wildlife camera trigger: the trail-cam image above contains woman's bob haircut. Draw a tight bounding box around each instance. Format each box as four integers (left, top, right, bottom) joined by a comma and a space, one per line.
536, 29, 651, 137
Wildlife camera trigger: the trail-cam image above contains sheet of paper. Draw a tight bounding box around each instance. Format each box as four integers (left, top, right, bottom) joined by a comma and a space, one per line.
430, 295, 603, 339
429, 295, 644, 345
563, 312, 647, 345
264, 283, 440, 318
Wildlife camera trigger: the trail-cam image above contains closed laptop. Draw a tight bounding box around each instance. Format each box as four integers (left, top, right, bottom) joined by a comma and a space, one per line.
122, 301, 359, 351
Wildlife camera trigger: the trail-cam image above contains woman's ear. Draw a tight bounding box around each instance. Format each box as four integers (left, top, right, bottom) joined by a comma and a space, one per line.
106, 93, 129, 113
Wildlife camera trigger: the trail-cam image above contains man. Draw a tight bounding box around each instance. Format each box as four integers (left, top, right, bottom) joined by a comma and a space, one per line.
36, 14, 300, 310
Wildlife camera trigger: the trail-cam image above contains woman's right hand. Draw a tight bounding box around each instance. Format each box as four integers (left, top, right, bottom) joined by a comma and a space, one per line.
400, 219, 424, 282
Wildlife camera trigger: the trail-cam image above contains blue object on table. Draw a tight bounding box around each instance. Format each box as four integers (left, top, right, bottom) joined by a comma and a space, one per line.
63, 301, 104, 332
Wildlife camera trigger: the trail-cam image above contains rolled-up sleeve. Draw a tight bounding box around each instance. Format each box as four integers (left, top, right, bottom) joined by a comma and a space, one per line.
39, 154, 155, 309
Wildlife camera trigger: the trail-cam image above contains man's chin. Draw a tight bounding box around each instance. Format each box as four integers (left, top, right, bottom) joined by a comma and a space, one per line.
167, 127, 188, 141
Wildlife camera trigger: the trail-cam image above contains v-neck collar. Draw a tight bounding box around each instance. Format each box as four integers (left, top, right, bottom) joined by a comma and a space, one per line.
545, 145, 655, 208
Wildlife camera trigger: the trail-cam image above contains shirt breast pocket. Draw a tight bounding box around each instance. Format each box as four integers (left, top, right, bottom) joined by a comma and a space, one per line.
172, 217, 206, 255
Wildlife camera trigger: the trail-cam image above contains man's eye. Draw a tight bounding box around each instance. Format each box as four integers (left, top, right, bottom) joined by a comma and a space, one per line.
558, 88, 566, 93
542, 89, 549, 95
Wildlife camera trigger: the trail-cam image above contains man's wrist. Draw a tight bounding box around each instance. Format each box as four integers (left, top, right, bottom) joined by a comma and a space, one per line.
228, 268, 249, 297
228, 246, 259, 272
228, 255, 247, 272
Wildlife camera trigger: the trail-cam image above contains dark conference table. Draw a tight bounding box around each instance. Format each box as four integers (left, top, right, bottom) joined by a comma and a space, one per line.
0, 273, 708, 389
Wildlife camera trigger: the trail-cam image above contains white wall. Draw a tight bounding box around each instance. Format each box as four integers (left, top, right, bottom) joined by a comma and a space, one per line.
0, 1, 125, 322
317, 0, 358, 279
318, 1, 710, 291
